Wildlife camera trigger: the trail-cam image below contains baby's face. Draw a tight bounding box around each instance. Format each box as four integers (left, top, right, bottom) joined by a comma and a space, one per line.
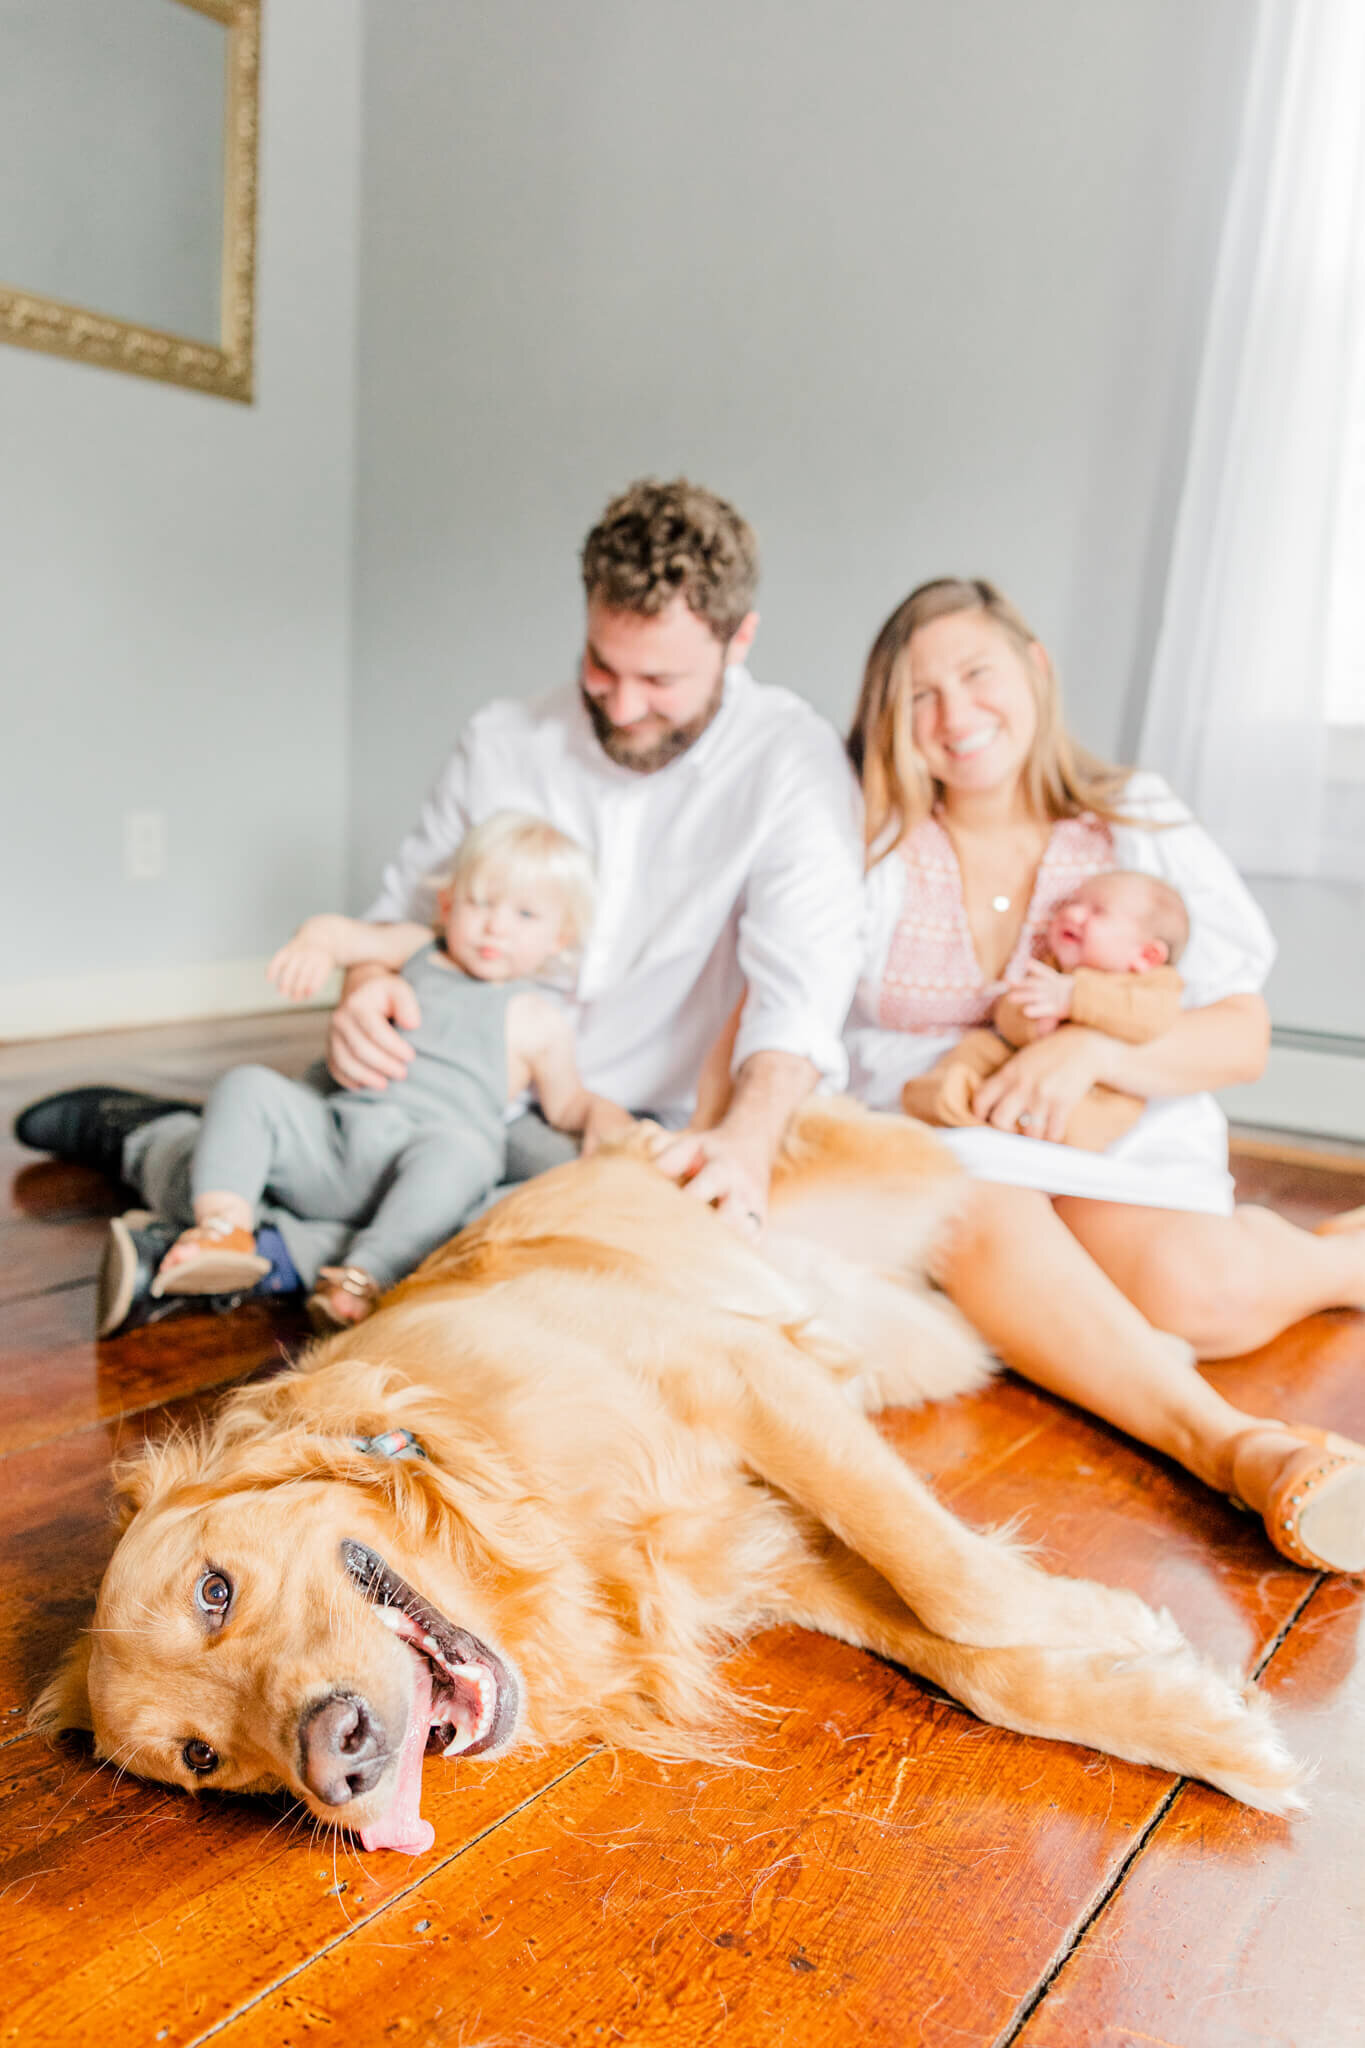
442, 870, 568, 982
1046, 876, 1162, 974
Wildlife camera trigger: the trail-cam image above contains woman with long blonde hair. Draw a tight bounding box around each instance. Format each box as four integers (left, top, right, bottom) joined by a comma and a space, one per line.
846, 576, 1365, 1574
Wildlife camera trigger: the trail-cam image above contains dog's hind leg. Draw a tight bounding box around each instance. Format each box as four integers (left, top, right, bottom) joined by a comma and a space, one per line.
777, 1549, 1306, 1815
725, 1325, 1182, 1661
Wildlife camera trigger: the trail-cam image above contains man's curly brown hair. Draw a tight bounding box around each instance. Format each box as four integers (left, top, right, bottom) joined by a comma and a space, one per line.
581, 479, 759, 644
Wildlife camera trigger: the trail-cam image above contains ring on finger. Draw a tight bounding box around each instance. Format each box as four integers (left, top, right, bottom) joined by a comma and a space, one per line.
1017, 1112, 1033, 1130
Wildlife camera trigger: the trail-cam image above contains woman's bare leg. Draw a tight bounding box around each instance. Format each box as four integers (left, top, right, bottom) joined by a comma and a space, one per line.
933, 1182, 1321, 1508
1054, 1197, 1365, 1360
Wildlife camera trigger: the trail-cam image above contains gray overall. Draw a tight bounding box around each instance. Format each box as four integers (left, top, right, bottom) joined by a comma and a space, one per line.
140, 946, 558, 1291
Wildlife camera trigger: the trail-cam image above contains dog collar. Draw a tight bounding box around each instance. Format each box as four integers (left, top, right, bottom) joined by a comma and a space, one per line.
351, 1428, 427, 1462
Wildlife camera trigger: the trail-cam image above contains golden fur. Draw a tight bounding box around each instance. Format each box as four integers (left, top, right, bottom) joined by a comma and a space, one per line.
36, 1104, 1304, 1840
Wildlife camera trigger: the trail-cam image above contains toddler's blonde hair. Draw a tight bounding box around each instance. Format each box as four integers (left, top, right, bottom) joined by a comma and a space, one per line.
437, 811, 596, 951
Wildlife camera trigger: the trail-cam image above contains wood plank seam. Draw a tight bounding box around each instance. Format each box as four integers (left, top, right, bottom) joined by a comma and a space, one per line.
175, 1749, 605, 2048
5, 1276, 99, 1307
993, 1570, 1325, 2048
1243, 1574, 1324, 1683
993, 1779, 1185, 2048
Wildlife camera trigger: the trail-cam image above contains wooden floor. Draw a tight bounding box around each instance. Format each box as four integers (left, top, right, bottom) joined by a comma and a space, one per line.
3, 1016, 1364, 2048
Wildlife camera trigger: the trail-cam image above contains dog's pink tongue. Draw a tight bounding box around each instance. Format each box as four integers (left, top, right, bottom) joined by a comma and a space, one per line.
358, 1660, 435, 1856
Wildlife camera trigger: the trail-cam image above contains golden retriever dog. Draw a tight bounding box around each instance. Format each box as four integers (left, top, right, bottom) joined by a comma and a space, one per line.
36, 1106, 1303, 1852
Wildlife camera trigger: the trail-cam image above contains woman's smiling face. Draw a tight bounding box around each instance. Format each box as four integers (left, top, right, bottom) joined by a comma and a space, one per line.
905, 611, 1043, 800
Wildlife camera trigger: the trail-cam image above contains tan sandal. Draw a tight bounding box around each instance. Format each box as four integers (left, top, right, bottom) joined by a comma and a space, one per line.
308, 1264, 380, 1333
1231, 1422, 1365, 1573
153, 1217, 270, 1297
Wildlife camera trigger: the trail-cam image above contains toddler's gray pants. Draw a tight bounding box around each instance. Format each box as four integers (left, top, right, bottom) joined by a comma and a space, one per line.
123, 1065, 577, 1289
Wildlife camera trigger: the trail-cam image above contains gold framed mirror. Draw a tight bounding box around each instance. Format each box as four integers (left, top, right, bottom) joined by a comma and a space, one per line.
0, 0, 260, 403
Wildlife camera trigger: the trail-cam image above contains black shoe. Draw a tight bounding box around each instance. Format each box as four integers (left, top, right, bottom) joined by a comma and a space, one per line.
97, 1211, 256, 1339
14, 1087, 200, 1181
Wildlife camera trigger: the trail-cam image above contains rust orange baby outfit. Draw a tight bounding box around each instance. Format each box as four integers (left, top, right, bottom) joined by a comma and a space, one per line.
901, 963, 1184, 1151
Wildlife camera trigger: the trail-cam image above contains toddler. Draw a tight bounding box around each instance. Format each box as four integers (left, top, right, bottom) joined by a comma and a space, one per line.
902, 870, 1188, 1151
151, 810, 632, 1328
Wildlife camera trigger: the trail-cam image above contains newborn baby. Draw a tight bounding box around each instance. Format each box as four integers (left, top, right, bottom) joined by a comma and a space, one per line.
902, 870, 1188, 1151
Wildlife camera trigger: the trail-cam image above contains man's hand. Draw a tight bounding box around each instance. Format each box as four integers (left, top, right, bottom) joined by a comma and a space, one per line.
1006, 959, 1074, 1028
647, 1126, 773, 1237
971, 1026, 1113, 1145
326, 966, 421, 1090
645, 1049, 818, 1238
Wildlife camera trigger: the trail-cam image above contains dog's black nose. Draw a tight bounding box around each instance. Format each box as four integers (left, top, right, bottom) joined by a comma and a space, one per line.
299, 1693, 387, 1805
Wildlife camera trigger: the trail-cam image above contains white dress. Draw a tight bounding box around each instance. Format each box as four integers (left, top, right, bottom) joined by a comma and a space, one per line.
845, 773, 1276, 1214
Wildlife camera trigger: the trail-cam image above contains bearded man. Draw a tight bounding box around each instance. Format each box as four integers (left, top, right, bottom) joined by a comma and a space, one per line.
19, 479, 864, 1314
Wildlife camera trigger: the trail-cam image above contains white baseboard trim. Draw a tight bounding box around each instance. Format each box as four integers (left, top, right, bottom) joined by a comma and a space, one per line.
0, 959, 341, 1042
1220, 1043, 1365, 1144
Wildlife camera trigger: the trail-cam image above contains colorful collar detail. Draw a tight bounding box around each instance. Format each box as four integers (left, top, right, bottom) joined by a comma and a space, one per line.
351, 1428, 427, 1461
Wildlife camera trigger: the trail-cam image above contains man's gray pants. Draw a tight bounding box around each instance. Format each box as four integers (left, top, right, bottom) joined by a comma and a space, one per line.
122, 1072, 579, 1290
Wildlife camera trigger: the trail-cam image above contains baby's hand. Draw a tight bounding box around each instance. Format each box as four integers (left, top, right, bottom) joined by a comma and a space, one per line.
267, 936, 334, 1002
1008, 959, 1075, 1022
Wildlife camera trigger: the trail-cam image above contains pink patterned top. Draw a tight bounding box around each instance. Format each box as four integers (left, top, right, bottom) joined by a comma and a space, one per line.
876, 812, 1117, 1033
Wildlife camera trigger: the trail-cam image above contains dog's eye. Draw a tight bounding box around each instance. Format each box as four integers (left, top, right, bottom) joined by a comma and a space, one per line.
182, 1739, 219, 1775
195, 1570, 233, 1618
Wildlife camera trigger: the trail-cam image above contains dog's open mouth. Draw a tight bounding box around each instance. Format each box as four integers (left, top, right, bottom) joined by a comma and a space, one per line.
341, 1539, 518, 1854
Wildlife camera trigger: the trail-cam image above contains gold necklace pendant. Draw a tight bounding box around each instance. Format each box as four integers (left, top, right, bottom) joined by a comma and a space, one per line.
939, 812, 1048, 926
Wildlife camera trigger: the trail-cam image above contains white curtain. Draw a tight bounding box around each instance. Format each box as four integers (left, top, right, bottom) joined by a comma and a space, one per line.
1139, 0, 1365, 882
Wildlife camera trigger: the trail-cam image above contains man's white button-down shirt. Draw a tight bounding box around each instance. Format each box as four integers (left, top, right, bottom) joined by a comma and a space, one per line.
366, 668, 865, 1122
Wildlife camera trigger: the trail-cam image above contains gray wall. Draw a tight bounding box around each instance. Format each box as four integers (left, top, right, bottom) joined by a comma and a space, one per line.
1, 0, 363, 990
348, 0, 1254, 905
2, 0, 1262, 1012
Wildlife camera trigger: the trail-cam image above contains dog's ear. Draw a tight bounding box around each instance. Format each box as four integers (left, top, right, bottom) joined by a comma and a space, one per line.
113, 1452, 158, 1529
111, 1431, 201, 1527
31, 1635, 94, 1735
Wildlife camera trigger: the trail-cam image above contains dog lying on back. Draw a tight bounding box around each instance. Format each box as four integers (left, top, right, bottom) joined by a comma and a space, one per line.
36, 1106, 1302, 1851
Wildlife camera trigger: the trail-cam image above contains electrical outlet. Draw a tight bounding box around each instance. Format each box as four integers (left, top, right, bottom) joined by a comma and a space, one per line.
124, 810, 167, 881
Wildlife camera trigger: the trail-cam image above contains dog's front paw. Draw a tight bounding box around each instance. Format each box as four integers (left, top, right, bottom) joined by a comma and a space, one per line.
1053, 1578, 1187, 1659
1120, 1647, 1309, 1815
944, 1551, 1188, 1659
1194, 1673, 1309, 1815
